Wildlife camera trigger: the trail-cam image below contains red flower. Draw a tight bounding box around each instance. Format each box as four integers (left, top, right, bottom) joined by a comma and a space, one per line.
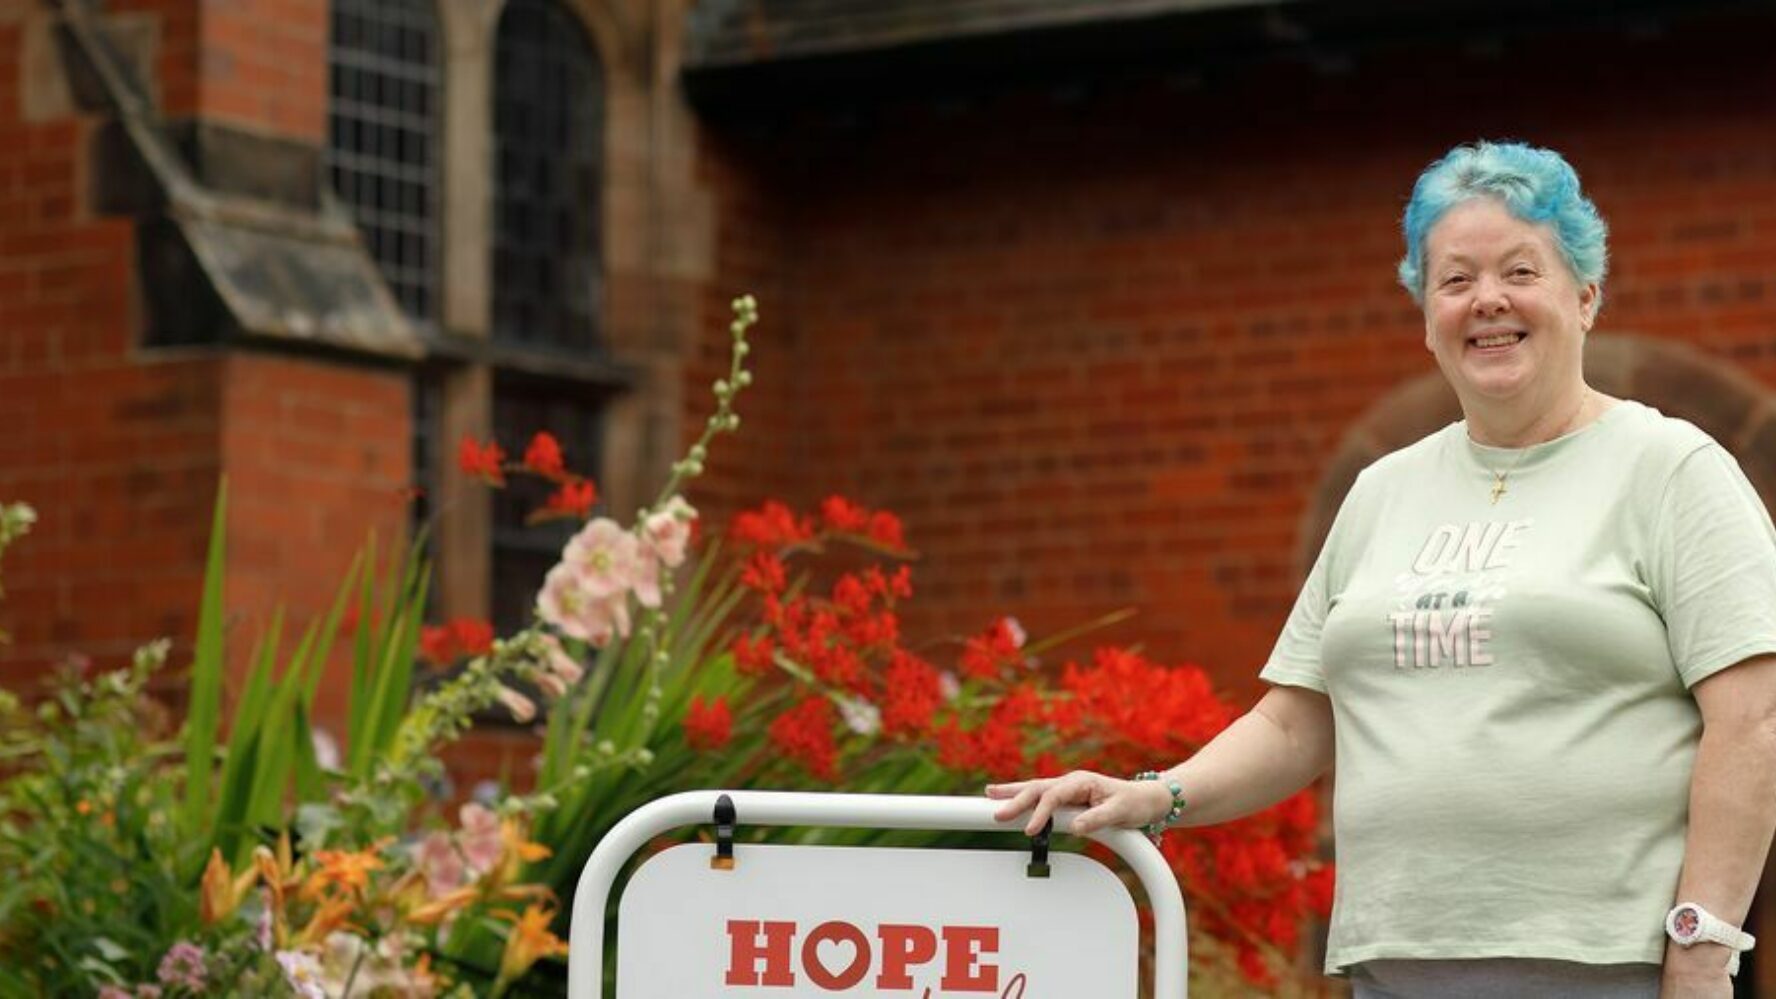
768, 697, 838, 780
931, 717, 1024, 779
831, 574, 871, 616
740, 551, 787, 594
935, 721, 974, 771
457, 436, 506, 485
523, 431, 566, 479
731, 634, 776, 676
844, 609, 899, 651
683, 695, 733, 751
881, 651, 941, 738
970, 718, 1026, 780
420, 625, 456, 666
960, 618, 1022, 680
543, 479, 598, 519
419, 617, 495, 665
810, 642, 864, 689
1236, 945, 1274, 988
1301, 864, 1335, 918
729, 500, 813, 549
866, 511, 905, 550
819, 496, 871, 534
989, 683, 1042, 727
451, 618, 495, 657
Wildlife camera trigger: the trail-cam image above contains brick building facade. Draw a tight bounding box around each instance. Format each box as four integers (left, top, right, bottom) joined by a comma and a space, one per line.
5, 0, 1776, 989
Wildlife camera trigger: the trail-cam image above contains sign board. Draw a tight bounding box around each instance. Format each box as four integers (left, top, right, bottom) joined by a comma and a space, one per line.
616, 843, 1138, 998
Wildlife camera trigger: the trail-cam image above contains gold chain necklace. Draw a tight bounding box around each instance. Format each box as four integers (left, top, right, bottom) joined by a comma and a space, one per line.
1480, 390, 1592, 505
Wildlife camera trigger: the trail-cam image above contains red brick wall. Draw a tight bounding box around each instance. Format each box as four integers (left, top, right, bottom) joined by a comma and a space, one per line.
687, 131, 807, 527
707, 11, 1776, 699
110, 0, 326, 139
0, 5, 405, 735
0, 13, 221, 687
107, 0, 201, 119
218, 353, 411, 726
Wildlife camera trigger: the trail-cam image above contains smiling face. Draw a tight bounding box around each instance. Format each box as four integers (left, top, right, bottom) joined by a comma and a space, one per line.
1421, 198, 1599, 417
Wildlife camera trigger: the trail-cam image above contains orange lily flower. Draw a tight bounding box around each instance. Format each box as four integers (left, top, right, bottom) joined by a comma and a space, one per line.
199, 848, 260, 925
494, 904, 569, 989
300, 839, 391, 901
491, 817, 552, 888
295, 894, 358, 948
252, 835, 301, 949
405, 885, 482, 926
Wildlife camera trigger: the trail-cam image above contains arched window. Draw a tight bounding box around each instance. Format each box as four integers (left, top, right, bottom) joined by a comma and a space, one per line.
492, 0, 605, 349
326, 0, 443, 325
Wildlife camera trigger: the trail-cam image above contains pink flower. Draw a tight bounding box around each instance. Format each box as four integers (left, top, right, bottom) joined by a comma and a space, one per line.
539, 634, 585, 685
98, 988, 131, 999
276, 950, 327, 999
631, 550, 663, 609
460, 803, 504, 875
562, 518, 642, 601
644, 496, 697, 568
415, 831, 466, 896
497, 685, 537, 723
538, 566, 634, 647
538, 563, 595, 640
157, 941, 207, 991
535, 671, 569, 699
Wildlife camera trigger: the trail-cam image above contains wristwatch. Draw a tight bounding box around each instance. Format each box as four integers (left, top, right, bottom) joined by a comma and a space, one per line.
1665, 902, 1757, 976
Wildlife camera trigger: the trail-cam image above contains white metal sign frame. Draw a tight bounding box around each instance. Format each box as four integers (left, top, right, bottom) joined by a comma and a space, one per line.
566, 789, 1188, 998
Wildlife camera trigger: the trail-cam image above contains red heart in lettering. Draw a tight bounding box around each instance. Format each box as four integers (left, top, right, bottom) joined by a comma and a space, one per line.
812, 936, 860, 980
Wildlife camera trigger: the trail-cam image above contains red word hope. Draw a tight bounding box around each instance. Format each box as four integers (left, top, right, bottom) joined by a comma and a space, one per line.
725, 919, 1000, 992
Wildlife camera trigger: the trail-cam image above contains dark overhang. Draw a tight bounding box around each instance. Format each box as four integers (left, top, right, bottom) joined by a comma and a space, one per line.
682, 0, 1763, 118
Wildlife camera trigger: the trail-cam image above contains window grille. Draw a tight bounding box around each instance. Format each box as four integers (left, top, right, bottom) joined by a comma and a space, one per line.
327, 0, 442, 324
411, 371, 443, 529
492, 0, 605, 350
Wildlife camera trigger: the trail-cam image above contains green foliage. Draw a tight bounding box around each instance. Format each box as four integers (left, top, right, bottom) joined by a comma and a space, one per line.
0, 500, 33, 645
0, 487, 473, 994
0, 642, 216, 989
178, 480, 229, 867
347, 532, 432, 781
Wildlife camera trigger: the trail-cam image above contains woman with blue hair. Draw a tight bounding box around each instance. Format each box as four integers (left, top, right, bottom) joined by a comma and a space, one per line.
990, 141, 1776, 997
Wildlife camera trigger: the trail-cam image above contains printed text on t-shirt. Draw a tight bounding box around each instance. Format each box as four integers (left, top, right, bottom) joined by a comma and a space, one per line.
1389, 519, 1531, 669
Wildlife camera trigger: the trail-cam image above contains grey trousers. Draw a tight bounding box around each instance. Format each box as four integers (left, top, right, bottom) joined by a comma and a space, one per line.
1350, 958, 1661, 999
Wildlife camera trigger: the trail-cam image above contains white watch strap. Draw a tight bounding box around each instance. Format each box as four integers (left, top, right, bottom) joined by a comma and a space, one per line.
1669, 902, 1757, 977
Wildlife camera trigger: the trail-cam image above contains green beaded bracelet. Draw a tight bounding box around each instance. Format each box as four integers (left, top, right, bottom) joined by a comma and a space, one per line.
1132, 770, 1186, 844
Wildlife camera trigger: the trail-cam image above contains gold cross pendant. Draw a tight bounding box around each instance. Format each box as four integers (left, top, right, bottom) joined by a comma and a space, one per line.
1490, 474, 1508, 504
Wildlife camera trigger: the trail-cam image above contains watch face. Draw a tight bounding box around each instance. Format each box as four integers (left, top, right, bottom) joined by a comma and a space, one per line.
1673, 906, 1702, 940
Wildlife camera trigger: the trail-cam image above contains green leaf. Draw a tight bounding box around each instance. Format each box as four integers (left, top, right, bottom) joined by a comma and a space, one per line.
211, 609, 282, 861
179, 479, 228, 855
291, 700, 325, 802
210, 731, 261, 864
347, 532, 378, 762
347, 537, 430, 777
305, 550, 363, 709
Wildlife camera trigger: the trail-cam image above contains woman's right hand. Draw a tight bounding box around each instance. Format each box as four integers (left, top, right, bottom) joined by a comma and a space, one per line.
984, 770, 1173, 837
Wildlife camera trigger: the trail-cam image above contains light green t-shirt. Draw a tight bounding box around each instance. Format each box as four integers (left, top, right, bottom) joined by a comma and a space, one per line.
1262, 399, 1776, 974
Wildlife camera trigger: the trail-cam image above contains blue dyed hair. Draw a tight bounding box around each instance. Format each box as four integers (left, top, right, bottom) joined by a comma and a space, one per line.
1398, 141, 1609, 307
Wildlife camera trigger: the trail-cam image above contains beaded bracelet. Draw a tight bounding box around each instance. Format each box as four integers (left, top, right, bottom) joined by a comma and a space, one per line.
1132, 770, 1186, 844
